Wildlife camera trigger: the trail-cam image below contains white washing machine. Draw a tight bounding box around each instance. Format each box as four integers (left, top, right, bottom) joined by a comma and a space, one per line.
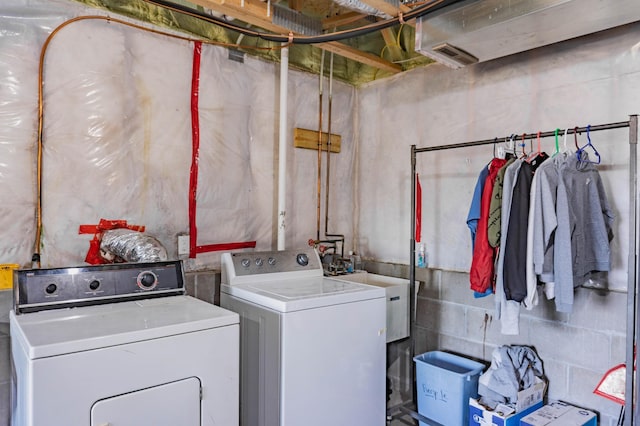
220, 248, 386, 426
10, 261, 239, 426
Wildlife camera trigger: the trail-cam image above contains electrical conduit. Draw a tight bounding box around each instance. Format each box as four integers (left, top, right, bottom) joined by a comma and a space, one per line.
324, 52, 345, 257
277, 43, 289, 250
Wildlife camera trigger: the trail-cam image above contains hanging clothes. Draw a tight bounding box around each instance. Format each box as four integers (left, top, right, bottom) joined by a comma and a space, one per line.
523, 154, 564, 310
523, 173, 540, 309
495, 159, 523, 335
470, 157, 509, 293
530, 153, 568, 303
467, 164, 494, 297
503, 153, 548, 302
466, 164, 490, 248
553, 151, 614, 312
488, 158, 516, 248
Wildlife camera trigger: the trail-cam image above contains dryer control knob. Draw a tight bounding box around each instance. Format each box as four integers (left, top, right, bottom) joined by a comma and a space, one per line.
45, 283, 57, 294
296, 253, 309, 266
241, 259, 251, 268
137, 271, 158, 290
89, 280, 100, 291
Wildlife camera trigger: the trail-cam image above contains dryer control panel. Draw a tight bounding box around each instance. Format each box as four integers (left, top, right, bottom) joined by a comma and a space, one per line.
14, 261, 185, 314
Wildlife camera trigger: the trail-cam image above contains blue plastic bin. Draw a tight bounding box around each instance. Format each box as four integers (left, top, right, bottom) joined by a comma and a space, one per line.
414, 351, 485, 426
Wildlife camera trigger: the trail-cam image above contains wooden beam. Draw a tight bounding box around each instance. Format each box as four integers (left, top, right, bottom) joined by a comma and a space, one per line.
294, 128, 341, 153
318, 41, 402, 74
288, 0, 303, 12
380, 27, 403, 63
185, 0, 402, 73
380, 27, 396, 46
189, 0, 283, 32
322, 11, 367, 30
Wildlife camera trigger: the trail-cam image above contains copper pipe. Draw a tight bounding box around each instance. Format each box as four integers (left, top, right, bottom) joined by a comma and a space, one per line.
34, 15, 285, 267
324, 52, 344, 257
316, 50, 325, 241
324, 53, 333, 235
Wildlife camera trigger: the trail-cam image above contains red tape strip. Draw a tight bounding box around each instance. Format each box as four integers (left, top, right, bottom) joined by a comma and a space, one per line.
196, 241, 257, 253
188, 41, 202, 258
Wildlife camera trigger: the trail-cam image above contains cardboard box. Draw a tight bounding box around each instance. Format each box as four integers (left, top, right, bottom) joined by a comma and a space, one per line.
520, 401, 597, 426
469, 398, 542, 426
469, 378, 546, 426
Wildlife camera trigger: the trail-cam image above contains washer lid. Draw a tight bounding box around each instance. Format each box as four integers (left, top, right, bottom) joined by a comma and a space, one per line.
10, 295, 239, 359
221, 276, 385, 312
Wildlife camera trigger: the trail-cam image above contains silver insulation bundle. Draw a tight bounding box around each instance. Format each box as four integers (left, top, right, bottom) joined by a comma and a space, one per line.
332, 0, 391, 18
100, 229, 168, 263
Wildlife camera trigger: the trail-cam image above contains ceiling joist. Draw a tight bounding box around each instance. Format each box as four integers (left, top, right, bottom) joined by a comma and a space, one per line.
322, 11, 367, 30
188, 0, 402, 73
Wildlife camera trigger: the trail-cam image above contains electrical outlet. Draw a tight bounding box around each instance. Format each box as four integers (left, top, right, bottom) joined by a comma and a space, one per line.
178, 235, 190, 256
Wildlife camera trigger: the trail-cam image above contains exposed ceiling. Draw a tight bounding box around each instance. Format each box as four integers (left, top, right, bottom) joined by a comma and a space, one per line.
73, 0, 457, 85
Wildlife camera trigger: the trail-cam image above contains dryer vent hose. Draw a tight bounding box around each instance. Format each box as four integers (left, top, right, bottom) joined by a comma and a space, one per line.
100, 229, 168, 263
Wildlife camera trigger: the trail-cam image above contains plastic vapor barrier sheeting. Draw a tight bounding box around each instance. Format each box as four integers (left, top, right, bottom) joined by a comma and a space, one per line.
0, 0, 357, 269
357, 23, 640, 290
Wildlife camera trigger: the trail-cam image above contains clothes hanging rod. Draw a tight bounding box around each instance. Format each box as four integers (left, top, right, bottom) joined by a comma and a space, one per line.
415, 120, 630, 153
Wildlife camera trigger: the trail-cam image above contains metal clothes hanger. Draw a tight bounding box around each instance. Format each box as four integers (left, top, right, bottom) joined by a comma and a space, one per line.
576, 124, 601, 164
507, 134, 517, 158
519, 133, 528, 158
494, 137, 506, 159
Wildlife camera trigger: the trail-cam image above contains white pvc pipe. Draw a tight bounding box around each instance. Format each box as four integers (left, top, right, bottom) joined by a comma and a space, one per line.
277, 44, 289, 250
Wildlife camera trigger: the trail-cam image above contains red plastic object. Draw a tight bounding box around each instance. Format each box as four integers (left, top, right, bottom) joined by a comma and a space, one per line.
79, 219, 146, 265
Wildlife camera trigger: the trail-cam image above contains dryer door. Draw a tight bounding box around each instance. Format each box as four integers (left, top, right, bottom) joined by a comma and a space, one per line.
91, 377, 201, 426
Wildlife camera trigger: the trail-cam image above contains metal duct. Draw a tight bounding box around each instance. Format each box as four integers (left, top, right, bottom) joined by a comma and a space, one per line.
332, 0, 392, 19
273, 4, 322, 35
100, 229, 168, 263
415, 0, 640, 68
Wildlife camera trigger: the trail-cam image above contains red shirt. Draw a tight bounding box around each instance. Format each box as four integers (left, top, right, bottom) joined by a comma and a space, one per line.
470, 158, 508, 293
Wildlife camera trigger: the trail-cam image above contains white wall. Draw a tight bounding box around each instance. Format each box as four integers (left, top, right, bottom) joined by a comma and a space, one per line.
0, 0, 357, 269
358, 23, 640, 291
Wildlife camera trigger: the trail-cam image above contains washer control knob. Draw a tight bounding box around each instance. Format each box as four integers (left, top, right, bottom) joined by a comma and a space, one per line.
45, 283, 57, 294
241, 259, 251, 268
255, 258, 264, 267
296, 253, 309, 266
268, 257, 277, 266
89, 280, 100, 291
137, 271, 158, 290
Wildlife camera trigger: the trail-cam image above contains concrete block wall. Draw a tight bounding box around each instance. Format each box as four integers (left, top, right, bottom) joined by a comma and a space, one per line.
184, 270, 220, 305
367, 260, 627, 426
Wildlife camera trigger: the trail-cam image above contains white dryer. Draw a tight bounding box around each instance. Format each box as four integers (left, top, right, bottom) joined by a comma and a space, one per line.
10, 261, 239, 426
220, 248, 386, 426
